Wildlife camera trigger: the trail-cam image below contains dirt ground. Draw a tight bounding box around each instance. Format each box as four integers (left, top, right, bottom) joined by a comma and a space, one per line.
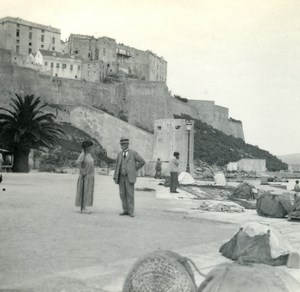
0, 173, 236, 291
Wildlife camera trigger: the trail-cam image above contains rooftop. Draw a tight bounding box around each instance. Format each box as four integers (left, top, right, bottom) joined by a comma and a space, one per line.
38, 49, 83, 60
0, 17, 60, 34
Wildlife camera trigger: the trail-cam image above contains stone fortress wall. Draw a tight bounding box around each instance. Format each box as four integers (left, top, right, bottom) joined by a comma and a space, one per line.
0, 49, 245, 142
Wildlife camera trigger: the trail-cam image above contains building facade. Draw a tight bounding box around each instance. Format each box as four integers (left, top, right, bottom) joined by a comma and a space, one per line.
35, 49, 82, 79
227, 159, 266, 172
152, 119, 194, 175
0, 17, 61, 55
67, 34, 167, 82
81, 60, 107, 82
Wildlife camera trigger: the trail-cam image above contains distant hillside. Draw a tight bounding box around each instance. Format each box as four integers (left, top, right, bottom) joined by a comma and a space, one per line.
175, 114, 287, 171
277, 153, 300, 165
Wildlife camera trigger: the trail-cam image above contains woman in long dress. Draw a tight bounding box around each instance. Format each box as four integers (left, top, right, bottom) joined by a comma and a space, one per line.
75, 140, 95, 213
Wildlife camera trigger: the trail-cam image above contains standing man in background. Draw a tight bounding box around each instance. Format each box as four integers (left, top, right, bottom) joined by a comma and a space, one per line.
169, 152, 180, 193
154, 158, 162, 179
294, 180, 300, 200
113, 137, 145, 217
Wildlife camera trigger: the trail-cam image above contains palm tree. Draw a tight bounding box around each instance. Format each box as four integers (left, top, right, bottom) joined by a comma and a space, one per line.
0, 94, 65, 172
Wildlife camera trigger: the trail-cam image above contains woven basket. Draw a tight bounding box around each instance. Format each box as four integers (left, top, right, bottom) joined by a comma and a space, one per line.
122, 250, 197, 292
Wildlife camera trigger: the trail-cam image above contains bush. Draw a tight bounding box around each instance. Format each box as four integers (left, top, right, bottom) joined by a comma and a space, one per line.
174, 114, 287, 171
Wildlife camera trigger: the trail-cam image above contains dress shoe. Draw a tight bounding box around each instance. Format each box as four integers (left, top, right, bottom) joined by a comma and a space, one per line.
119, 212, 128, 216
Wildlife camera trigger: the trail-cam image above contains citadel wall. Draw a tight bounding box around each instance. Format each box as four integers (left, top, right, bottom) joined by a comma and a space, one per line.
0, 58, 245, 140
68, 105, 154, 161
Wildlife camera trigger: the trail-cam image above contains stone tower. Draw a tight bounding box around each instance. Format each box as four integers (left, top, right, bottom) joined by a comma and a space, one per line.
152, 119, 194, 176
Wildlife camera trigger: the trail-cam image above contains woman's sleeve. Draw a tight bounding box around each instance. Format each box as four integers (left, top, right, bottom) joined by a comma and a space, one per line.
76, 152, 85, 167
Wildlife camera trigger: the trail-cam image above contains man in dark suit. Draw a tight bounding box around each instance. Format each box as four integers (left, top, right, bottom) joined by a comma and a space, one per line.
113, 137, 145, 217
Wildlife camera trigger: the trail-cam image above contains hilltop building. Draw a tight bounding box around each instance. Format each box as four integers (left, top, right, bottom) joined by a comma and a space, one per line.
67, 34, 167, 82
81, 60, 107, 82
0, 17, 61, 55
34, 49, 82, 79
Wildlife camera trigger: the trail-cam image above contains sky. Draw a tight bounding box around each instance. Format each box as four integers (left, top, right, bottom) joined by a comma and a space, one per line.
1, 0, 300, 156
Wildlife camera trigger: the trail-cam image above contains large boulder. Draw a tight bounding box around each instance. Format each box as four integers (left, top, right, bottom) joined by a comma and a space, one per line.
232, 182, 257, 200
257, 192, 292, 218
288, 197, 300, 220
219, 222, 291, 266
198, 263, 300, 292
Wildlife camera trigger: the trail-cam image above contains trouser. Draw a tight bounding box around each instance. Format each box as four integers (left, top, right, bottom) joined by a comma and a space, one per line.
154, 170, 161, 179
170, 172, 178, 192
119, 175, 135, 215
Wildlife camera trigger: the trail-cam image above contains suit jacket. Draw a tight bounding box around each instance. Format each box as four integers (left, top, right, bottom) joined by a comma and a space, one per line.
114, 149, 145, 184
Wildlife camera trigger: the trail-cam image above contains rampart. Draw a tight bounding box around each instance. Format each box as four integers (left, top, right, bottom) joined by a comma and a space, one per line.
0, 55, 245, 140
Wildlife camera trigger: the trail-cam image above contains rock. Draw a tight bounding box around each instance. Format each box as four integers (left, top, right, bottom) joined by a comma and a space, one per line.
198, 263, 300, 292
232, 182, 257, 200
178, 172, 195, 185
197, 200, 244, 213
214, 172, 227, 186
287, 252, 300, 269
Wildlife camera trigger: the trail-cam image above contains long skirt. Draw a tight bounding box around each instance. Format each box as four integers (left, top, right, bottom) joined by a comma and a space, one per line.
75, 174, 94, 207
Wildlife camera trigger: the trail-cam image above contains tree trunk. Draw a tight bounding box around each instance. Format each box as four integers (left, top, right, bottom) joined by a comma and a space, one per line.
13, 147, 30, 173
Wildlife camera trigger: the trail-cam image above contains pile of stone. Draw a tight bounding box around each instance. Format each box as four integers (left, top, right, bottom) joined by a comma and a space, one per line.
197, 200, 244, 213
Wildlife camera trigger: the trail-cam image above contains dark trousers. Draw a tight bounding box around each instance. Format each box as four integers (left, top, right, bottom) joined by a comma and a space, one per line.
170, 172, 178, 192
119, 174, 135, 215
154, 170, 161, 179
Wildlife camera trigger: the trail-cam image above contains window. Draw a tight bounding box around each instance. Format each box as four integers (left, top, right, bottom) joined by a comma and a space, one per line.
70, 65, 73, 70
28, 48, 32, 54
45, 62, 48, 66
52, 47, 55, 51
16, 29, 20, 37
29, 42, 32, 46
41, 45, 44, 48
62, 64, 66, 69
56, 63, 59, 68
41, 29, 44, 33
17, 24, 20, 27
16, 46, 19, 53
51, 63, 54, 68
16, 39, 19, 44
29, 27, 32, 30
52, 37, 55, 44
75, 75, 77, 79
41, 35, 44, 42
29, 32, 32, 39
78, 65, 80, 70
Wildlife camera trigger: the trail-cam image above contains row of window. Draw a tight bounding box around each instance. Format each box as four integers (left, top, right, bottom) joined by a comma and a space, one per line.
15, 45, 55, 54
45, 62, 80, 70
16, 23, 45, 33
16, 29, 55, 44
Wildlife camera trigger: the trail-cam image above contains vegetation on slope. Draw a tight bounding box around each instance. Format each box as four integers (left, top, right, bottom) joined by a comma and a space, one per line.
175, 114, 287, 171
37, 122, 114, 172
